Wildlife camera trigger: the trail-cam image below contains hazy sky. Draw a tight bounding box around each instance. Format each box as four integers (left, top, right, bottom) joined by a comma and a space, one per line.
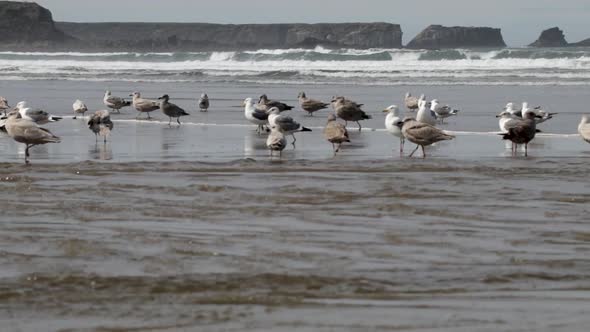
34, 0, 589, 46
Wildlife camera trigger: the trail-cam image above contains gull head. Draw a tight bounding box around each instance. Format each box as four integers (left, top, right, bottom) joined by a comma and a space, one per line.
383, 105, 399, 114
496, 111, 512, 118
158, 94, 170, 101
243, 97, 254, 107
298, 92, 306, 98
105, 90, 111, 96
130, 91, 141, 98
581, 115, 590, 124
405, 92, 411, 98
15, 101, 27, 110
327, 113, 337, 122
200, 93, 208, 99
259, 94, 269, 104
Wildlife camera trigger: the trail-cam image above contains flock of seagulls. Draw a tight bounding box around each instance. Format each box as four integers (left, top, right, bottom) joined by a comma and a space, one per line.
0, 90, 588, 163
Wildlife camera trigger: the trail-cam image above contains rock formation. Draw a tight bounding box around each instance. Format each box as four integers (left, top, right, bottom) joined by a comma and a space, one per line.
0, 1, 74, 48
56, 22, 403, 51
406, 25, 506, 49
570, 38, 590, 47
528, 27, 568, 47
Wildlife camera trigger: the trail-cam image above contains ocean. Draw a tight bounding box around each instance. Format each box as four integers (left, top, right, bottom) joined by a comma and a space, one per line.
1, 48, 589, 331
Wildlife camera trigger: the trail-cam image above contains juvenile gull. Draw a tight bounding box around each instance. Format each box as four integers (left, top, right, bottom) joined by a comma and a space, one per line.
266, 107, 312, 147
331, 96, 371, 131
103, 90, 131, 114
298, 92, 329, 116
198, 93, 210, 112
396, 118, 455, 158
243, 97, 269, 134
0, 96, 9, 115
266, 126, 287, 156
130, 92, 160, 119
500, 112, 537, 157
16, 101, 62, 124
578, 115, 590, 143
383, 105, 405, 154
4, 111, 61, 164
87, 109, 113, 143
72, 99, 88, 119
258, 94, 294, 112
324, 113, 350, 154
404, 92, 424, 112
431, 99, 460, 124
416, 100, 437, 126
158, 94, 189, 126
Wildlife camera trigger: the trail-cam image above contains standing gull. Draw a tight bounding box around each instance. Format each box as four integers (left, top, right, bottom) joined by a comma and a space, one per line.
4, 111, 61, 164
266, 126, 287, 156
243, 97, 269, 134
103, 90, 131, 114
0, 97, 9, 115
130, 92, 160, 119
331, 96, 372, 131
416, 100, 437, 126
383, 105, 405, 154
16, 101, 62, 124
500, 112, 537, 157
431, 99, 460, 124
298, 92, 329, 116
258, 94, 294, 112
404, 93, 424, 112
324, 113, 350, 154
87, 109, 114, 143
198, 93, 210, 112
266, 107, 312, 147
578, 115, 590, 143
395, 118, 455, 158
158, 94, 189, 126
72, 99, 88, 119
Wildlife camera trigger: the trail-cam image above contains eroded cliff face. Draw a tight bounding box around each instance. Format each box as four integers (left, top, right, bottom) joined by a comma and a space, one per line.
528, 27, 568, 47
406, 25, 506, 49
0, 1, 73, 47
55, 22, 403, 51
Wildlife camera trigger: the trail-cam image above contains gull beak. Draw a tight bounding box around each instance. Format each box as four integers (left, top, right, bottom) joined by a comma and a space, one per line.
382, 109, 390, 113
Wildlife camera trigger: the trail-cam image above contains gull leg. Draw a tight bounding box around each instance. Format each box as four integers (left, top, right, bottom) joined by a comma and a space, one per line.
525, 143, 528, 157
291, 134, 297, 148
335, 143, 341, 153
177, 117, 181, 126
356, 121, 362, 132
421, 145, 426, 158
24, 144, 30, 164
331, 143, 335, 152
147, 112, 151, 120
408, 145, 419, 158
168, 117, 172, 126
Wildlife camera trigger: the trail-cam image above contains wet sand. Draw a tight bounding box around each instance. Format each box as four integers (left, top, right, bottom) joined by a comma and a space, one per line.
1, 81, 589, 331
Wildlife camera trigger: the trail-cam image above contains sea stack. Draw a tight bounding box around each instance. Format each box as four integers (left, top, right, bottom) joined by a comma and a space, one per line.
528, 27, 568, 47
406, 25, 506, 49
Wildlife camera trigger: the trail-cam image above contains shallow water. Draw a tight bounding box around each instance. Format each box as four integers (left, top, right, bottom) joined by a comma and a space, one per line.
0, 81, 589, 331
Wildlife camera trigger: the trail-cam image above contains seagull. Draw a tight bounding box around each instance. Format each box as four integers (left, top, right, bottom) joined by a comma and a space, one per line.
243, 97, 269, 134
158, 94, 189, 126
578, 115, 590, 143
324, 113, 350, 154
87, 109, 113, 143
130, 92, 160, 119
331, 96, 372, 131
500, 111, 537, 157
416, 100, 437, 126
383, 105, 405, 154
258, 94, 294, 112
395, 118, 455, 158
404, 92, 424, 112
266, 126, 287, 156
431, 99, 459, 124
0, 96, 9, 115
198, 93, 209, 112
4, 110, 61, 164
103, 90, 131, 113
15, 101, 62, 124
72, 99, 88, 119
298, 92, 329, 116
266, 107, 312, 147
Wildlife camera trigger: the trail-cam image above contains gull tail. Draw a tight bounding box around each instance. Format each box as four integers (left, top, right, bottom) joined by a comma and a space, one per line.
49, 116, 62, 122
300, 127, 312, 132
362, 113, 372, 120
451, 109, 460, 115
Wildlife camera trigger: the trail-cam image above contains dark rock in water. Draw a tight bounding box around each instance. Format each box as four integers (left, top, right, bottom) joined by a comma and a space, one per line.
528, 27, 568, 47
569, 37, 590, 47
56, 22, 403, 51
406, 25, 506, 49
0, 1, 75, 48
